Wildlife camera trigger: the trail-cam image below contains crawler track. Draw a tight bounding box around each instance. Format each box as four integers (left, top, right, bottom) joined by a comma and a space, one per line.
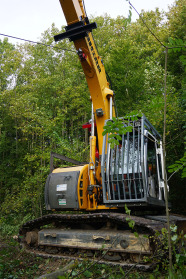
19, 212, 165, 235
19, 212, 185, 269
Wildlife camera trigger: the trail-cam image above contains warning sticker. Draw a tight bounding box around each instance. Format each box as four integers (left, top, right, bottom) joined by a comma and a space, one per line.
57, 184, 67, 191
58, 199, 66, 206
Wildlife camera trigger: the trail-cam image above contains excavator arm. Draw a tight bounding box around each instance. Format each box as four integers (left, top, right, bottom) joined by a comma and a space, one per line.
54, 0, 115, 156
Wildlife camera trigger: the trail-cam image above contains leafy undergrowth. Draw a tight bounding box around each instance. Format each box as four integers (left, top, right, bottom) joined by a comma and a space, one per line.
0, 236, 150, 279
0, 237, 68, 279
59, 262, 150, 279
0, 235, 185, 279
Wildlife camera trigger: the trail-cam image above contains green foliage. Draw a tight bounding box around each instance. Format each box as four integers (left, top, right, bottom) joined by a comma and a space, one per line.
103, 117, 132, 148
103, 112, 142, 148
60, 260, 142, 279
168, 37, 186, 53
125, 204, 139, 237
145, 225, 186, 277
168, 152, 186, 178
0, 238, 47, 279
124, 205, 185, 277
124, 0, 132, 27
0, 26, 90, 228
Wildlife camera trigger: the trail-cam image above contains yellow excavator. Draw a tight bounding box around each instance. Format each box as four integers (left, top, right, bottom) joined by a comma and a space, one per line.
46, 0, 166, 212
19, 0, 185, 267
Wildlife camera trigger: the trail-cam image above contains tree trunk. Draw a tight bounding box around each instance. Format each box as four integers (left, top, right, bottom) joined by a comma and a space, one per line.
163, 47, 172, 270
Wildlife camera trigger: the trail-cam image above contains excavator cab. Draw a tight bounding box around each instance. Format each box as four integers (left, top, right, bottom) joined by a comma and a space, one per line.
101, 115, 165, 208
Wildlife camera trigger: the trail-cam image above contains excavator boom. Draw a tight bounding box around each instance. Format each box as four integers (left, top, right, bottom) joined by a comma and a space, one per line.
55, 0, 115, 155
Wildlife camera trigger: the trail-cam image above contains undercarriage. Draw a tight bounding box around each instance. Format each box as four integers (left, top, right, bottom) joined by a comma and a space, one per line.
19, 212, 185, 269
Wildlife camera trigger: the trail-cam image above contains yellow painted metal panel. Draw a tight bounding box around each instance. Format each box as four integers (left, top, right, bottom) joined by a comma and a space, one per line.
77, 164, 89, 209
52, 166, 85, 173
59, 0, 83, 25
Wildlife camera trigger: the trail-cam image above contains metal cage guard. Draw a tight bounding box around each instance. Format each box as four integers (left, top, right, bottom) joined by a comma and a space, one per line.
101, 115, 165, 207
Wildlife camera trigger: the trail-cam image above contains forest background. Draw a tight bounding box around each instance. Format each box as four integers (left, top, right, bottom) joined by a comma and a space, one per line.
0, 0, 185, 236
